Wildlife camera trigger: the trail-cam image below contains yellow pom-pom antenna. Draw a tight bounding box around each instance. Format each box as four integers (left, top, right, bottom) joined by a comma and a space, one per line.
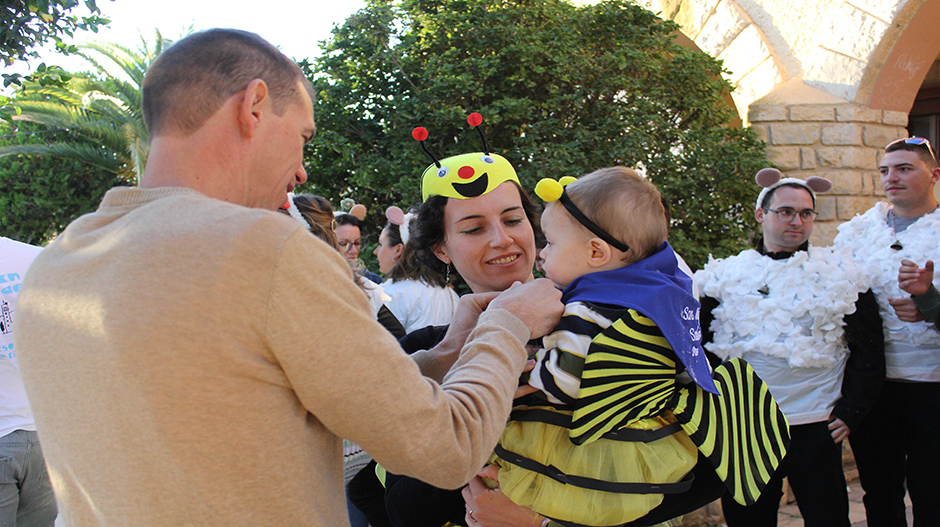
535, 178, 564, 202
534, 176, 577, 202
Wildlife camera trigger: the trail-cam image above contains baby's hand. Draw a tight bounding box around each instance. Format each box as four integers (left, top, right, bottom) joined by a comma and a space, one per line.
899, 259, 934, 297
515, 359, 539, 399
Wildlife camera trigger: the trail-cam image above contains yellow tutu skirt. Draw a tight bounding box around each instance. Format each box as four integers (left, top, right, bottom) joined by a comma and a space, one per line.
491, 413, 697, 526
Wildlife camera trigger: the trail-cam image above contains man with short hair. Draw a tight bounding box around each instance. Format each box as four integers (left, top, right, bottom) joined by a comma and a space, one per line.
696, 170, 884, 527
834, 137, 940, 526
14, 29, 563, 526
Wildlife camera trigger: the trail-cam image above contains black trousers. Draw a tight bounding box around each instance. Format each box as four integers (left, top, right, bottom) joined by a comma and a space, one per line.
348, 461, 394, 527
850, 380, 940, 527
721, 421, 850, 527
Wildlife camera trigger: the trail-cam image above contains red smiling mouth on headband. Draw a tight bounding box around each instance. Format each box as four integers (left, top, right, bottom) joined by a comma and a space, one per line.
451, 173, 490, 198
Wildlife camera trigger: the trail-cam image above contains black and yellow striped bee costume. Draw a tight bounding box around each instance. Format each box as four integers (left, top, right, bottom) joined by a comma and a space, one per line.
491, 244, 790, 527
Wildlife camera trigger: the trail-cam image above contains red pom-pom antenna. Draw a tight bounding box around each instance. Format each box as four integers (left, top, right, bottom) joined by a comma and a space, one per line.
468, 113, 489, 154
413, 126, 440, 168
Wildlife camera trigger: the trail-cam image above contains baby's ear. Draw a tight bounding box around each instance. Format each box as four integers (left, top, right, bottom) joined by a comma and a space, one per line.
588, 238, 613, 268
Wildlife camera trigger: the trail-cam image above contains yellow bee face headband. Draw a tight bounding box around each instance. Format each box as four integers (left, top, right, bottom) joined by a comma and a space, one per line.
535, 176, 630, 253
414, 113, 521, 202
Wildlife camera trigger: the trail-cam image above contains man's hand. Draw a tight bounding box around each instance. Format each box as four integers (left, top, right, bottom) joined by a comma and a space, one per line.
828, 416, 850, 444
489, 279, 564, 340
899, 259, 935, 297
889, 296, 927, 322
429, 292, 500, 372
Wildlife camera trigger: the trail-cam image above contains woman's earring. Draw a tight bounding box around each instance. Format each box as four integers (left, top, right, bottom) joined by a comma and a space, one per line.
445, 263, 451, 283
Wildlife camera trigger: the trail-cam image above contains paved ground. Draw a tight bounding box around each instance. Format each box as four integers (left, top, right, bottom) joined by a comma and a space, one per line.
52, 447, 912, 527
777, 453, 913, 527
677, 444, 914, 527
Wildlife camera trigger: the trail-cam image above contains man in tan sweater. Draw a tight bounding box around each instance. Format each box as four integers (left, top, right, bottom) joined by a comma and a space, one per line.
14, 29, 563, 526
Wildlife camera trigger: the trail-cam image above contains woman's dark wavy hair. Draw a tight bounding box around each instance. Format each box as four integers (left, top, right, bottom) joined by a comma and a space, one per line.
410, 182, 543, 281
384, 221, 449, 288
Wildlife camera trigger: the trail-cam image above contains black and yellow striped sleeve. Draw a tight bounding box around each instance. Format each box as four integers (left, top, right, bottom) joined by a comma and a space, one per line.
569, 309, 678, 445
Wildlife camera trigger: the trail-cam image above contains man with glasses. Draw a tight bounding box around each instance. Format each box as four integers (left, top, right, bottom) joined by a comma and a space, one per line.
834, 137, 940, 526
695, 169, 884, 527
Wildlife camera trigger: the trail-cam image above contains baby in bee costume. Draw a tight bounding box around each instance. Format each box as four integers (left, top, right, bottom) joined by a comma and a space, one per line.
490, 167, 791, 527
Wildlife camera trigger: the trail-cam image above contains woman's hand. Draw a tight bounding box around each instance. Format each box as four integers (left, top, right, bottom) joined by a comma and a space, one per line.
462, 464, 545, 527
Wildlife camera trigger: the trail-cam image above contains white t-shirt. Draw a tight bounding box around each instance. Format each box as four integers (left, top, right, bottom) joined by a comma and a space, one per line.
0, 237, 42, 438
381, 279, 460, 334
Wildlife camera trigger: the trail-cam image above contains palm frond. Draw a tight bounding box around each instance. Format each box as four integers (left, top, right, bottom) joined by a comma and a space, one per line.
0, 142, 126, 177
4, 31, 162, 183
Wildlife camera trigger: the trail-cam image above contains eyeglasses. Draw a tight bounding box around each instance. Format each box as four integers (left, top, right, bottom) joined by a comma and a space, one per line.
765, 207, 818, 223
886, 137, 937, 162
338, 241, 362, 251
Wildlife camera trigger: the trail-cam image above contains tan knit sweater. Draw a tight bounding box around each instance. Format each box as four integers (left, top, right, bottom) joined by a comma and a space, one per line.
16, 187, 529, 526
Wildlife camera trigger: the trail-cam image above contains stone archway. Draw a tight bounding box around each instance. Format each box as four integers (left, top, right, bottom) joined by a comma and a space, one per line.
636, 0, 940, 243
862, 0, 940, 112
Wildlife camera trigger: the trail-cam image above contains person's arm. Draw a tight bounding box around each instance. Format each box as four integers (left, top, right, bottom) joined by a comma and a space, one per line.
898, 259, 939, 328
409, 292, 501, 382
699, 295, 723, 368
461, 464, 547, 527
269, 234, 563, 489
831, 289, 885, 439
911, 285, 940, 327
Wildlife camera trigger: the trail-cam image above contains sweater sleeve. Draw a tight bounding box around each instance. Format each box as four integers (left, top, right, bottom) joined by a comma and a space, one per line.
699, 295, 724, 369
832, 289, 885, 431
266, 231, 530, 489
912, 284, 940, 329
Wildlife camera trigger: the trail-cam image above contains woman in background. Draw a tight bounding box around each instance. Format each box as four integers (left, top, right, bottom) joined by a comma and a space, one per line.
374, 207, 460, 333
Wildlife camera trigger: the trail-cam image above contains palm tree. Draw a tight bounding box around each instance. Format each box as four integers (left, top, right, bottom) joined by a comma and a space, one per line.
0, 32, 170, 184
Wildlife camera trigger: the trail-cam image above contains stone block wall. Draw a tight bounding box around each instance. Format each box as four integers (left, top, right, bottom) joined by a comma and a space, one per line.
749, 102, 908, 244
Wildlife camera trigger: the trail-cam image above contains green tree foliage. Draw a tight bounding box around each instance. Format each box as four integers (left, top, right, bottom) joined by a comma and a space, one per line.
0, 34, 167, 184
1, 0, 107, 74
0, 118, 124, 245
0, 0, 108, 107
305, 0, 768, 267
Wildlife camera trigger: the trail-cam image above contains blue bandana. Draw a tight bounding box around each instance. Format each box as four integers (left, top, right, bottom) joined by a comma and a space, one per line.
562, 242, 718, 394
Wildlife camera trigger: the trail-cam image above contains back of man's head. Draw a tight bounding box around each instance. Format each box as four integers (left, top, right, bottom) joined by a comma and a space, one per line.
142, 28, 310, 138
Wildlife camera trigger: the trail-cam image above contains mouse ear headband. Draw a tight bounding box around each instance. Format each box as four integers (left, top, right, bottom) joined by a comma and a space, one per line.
283, 193, 308, 227
385, 206, 416, 245
534, 176, 630, 253
413, 112, 520, 201
755, 168, 832, 209
336, 198, 367, 220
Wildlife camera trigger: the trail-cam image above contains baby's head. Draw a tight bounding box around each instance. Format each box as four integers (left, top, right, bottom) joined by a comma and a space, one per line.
537, 166, 666, 289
